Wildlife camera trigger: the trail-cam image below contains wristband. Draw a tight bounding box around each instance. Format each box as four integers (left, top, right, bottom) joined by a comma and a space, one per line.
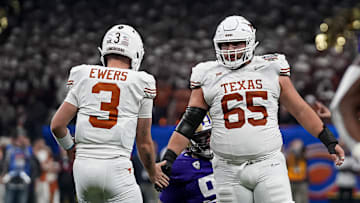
155, 149, 178, 192
55, 129, 75, 150
163, 149, 178, 165
318, 126, 338, 154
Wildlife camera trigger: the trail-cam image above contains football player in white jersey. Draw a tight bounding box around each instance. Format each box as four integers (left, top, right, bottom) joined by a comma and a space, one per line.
50, 24, 169, 202
330, 55, 360, 160
156, 16, 345, 203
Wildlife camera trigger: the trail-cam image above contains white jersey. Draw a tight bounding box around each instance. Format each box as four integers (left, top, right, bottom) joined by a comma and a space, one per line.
190, 54, 290, 161
64, 64, 156, 159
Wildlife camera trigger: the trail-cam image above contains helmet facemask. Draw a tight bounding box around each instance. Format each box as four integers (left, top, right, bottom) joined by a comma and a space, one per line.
189, 129, 213, 160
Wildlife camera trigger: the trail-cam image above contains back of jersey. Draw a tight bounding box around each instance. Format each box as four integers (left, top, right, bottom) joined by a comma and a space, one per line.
64, 65, 156, 159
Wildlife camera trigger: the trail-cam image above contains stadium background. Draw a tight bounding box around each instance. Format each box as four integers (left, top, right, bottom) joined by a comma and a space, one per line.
0, 0, 360, 202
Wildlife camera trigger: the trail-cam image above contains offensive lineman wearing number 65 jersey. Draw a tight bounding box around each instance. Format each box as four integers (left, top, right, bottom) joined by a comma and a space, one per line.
156, 15, 345, 203
51, 24, 169, 203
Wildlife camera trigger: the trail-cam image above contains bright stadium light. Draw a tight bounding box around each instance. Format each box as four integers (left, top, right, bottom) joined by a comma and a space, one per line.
353, 20, 360, 30
320, 23, 328, 32
336, 36, 346, 46
316, 41, 328, 51
315, 33, 327, 43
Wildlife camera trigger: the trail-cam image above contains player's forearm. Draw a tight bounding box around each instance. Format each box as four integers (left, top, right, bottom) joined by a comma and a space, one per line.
167, 132, 190, 155
290, 103, 324, 137
50, 123, 68, 139
50, 101, 77, 139
137, 142, 157, 175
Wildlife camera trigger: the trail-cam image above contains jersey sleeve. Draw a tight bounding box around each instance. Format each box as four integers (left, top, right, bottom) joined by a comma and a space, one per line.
138, 98, 153, 118
263, 54, 291, 76
142, 73, 157, 99
190, 63, 205, 89
277, 54, 291, 76
64, 65, 83, 107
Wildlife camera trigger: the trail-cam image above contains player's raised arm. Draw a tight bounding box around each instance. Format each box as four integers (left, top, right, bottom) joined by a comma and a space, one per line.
279, 75, 344, 166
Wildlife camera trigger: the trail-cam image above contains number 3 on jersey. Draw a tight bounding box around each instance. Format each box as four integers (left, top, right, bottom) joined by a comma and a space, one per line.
89, 82, 120, 129
221, 91, 268, 129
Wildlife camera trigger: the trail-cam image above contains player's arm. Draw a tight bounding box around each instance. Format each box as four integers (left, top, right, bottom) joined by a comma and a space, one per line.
339, 76, 360, 141
50, 102, 77, 161
167, 88, 209, 154
157, 88, 209, 182
136, 98, 169, 188
279, 76, 344, 165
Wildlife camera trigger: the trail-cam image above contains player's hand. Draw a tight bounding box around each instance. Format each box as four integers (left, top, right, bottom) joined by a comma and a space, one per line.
314, 101, 331, 119
152, 160, 170, 192
330, 144, 345, 166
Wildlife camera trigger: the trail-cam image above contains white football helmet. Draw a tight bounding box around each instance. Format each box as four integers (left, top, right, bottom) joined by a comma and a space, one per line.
98, 24, 144, 71
188, 114, 213, 160
213, 16, 259, 69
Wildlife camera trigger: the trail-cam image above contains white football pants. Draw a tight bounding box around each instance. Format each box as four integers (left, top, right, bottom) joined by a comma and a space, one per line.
212, 151, 294, 203
73, 156, 142, 203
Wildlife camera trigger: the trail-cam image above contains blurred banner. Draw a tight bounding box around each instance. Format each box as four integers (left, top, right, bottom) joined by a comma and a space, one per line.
43, 124, 360, 203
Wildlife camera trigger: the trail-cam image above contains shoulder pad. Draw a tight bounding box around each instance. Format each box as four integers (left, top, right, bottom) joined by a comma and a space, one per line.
67, 65, 88, 88
261, 54, 280, 61
139, 71, 157, 99
261, 54, 290, 76
190, 61, 217, 89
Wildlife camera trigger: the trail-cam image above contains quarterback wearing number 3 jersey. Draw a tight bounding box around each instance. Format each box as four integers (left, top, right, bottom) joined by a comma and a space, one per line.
157, 15, 345, 203
51, 24, 169, 203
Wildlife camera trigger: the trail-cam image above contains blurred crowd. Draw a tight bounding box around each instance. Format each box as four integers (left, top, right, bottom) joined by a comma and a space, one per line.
0, 128, 75, 203
0, 0, 359, 140
0, 0, 359, 202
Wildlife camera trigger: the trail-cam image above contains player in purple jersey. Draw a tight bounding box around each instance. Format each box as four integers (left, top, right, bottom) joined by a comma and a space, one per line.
160, 115, 216, 203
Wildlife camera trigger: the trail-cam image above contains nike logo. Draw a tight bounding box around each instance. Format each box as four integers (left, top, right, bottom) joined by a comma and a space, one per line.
271, 163, 280, 167
254, 65, 265, 71
216, 72, 222, 76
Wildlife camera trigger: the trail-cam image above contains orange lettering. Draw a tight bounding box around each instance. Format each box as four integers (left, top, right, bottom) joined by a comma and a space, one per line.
121, 72, 128, 81
237, 80, 246, 90
106, 70, 114, 80
114, 71, 121, 80
230, 82, 237, 92
221, 83, 229, 94
89, 68, 96, 78
98, 69, 107, 79
256, 79, 262, 89
248, 80, 255, 89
